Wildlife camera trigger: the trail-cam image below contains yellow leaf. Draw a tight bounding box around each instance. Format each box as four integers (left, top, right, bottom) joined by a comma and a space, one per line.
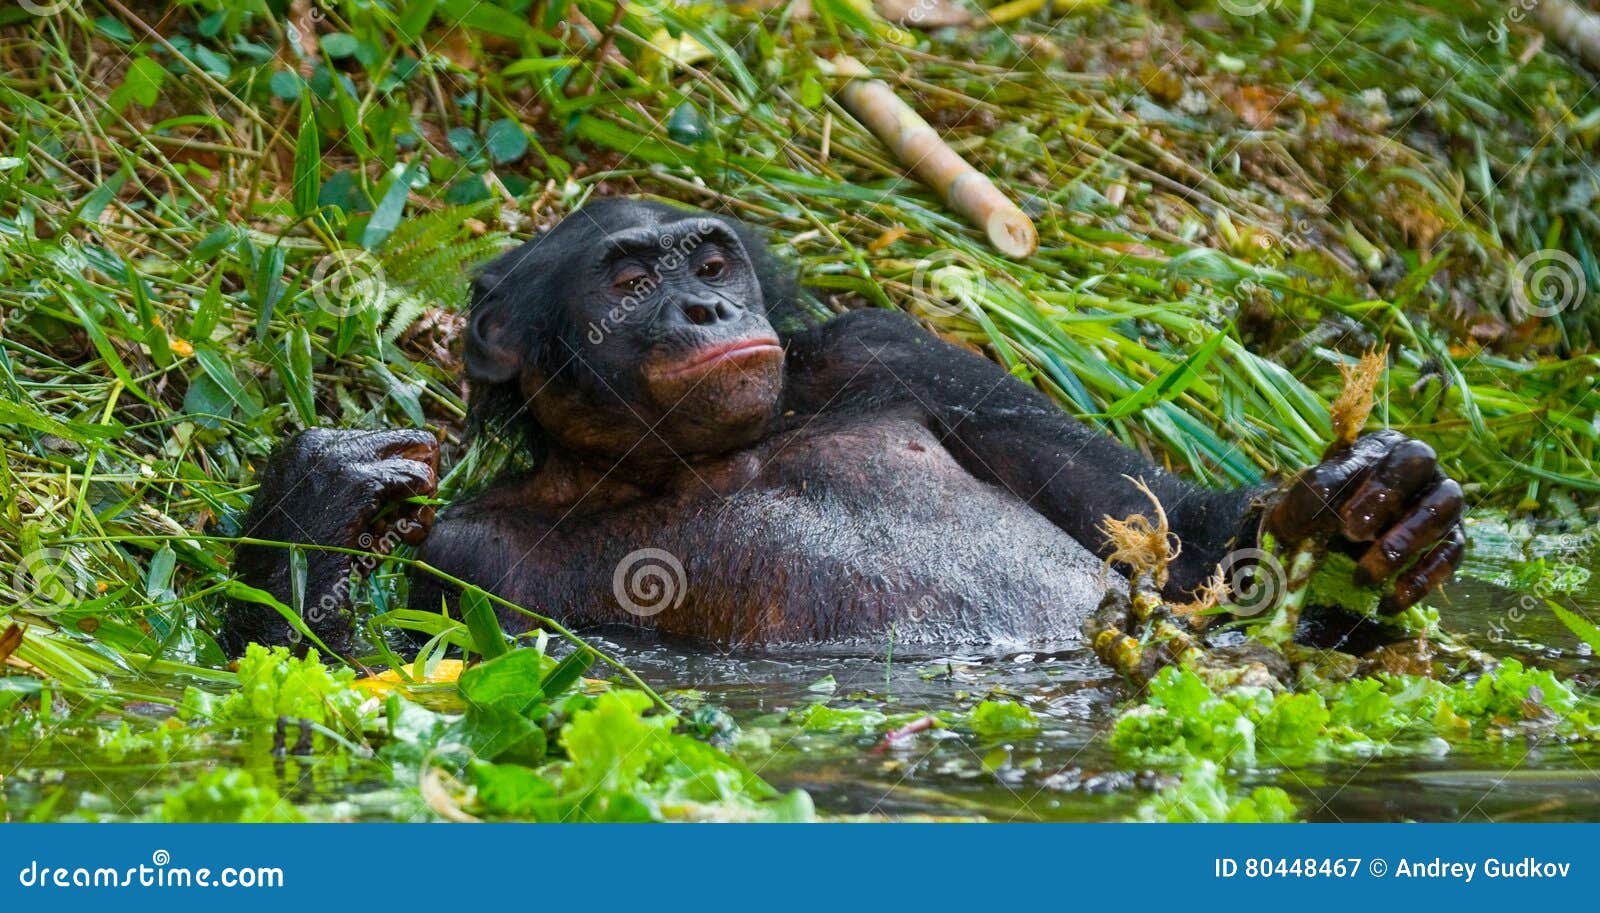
642, 29, 712, 69
355, 658, 465, 696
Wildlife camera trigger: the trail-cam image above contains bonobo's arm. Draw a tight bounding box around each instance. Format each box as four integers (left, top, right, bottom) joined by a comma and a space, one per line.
786, 310, 1464, 611
223, 429, 439, 654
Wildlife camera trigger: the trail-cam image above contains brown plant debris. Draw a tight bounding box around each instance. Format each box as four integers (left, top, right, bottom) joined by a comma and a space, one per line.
1098, 476, 1178, 588
1328, 346, 1388, 448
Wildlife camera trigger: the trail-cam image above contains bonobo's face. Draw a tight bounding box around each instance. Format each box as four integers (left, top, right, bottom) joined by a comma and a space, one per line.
583, 216, 783, 435
466, 200, 786, 464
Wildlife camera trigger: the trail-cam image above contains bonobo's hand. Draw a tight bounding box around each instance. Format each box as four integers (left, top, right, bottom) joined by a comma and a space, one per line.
263, 428, 440, 552
1264, 430, 1465, 613
226, 429, 439, 654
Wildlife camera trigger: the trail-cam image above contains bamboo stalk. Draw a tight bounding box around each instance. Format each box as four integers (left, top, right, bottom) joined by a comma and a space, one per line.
1534, 0, 1600, 73
830, 55, 1038, 258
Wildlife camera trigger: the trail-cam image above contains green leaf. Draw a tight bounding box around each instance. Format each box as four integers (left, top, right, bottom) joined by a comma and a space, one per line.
438, 0, 534, 42
362, 162, 419, 249
1550, 601, 1600, 653
1095, 327, 1227, 420
459, 705, 548, 764
0, 398, 122, 442
330, 78, 372, 163
447, 126, 482, 160
666, 102, 709, 145
485, 118, 528, 165
397, 0, 441, 42
460, 587, 509, 660
269, 70, 302, 101
444, 174, 490, 204
127, 268, 173, 370
60, 293, 159, 409
470, 760, 558, 818
194, 347, 260, 419
94, 16, 133, 43
319, 33, 360, 59
250, 242, 287, 340
144, 545, 177, 601
292, 91, 321, 218
193, 45, 232, 79
539, 648, 595, 699
811, 0, 882, 36
218, 583, 338, 657
800, 73, 824, 109
282, 325, 317, 425
971, 699, 1039, 739
110, 57, 165, 111
458, 648, 548, 712
74, 169, 127, 224
182, 373, 233, 425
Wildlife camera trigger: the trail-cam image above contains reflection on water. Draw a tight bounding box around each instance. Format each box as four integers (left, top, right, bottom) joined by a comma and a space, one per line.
4, 518, 1597, 821
584, 518, 1600, 822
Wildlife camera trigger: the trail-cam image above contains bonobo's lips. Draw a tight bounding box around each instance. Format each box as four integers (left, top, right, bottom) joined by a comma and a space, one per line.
653, 336, 783, 381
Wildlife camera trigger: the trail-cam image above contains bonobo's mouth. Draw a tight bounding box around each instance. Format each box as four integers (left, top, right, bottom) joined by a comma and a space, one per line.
650, 336, 783, 382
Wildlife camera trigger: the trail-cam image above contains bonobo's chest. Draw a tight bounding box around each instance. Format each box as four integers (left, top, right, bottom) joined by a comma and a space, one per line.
429, 417, 1111, 646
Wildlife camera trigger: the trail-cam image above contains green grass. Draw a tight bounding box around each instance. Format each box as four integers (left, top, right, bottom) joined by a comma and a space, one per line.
0, 0, 1597, 821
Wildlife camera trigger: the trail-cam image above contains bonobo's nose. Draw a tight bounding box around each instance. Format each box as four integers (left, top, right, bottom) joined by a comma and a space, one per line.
676, 295, 743, 327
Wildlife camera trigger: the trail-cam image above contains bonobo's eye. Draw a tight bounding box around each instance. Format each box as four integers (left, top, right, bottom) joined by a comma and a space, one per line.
695, 254, 728, 280
612, 267, 649, 295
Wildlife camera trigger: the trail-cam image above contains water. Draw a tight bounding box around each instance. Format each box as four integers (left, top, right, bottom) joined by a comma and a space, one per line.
4, 518, 1597, 822
589, 517, 1600, 822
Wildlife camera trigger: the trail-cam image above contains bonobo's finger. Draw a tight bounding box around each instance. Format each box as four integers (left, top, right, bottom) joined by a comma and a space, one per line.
383, 500, 436, 547
365, 429, 439, 469
1379, 525, 1466, 614
1268, 430, 1406, 539
366, 517, 390, 550
367, 457, 438, 502
1354, 477, 1465, 585
1338, 439, 1438, 541
394, 504, 436, 546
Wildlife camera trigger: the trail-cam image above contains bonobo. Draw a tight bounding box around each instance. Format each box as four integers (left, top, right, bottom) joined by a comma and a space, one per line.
223, 199, 1465, 654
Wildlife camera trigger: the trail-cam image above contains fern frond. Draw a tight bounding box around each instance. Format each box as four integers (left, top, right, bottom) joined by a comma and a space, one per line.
376, 200, 509, 341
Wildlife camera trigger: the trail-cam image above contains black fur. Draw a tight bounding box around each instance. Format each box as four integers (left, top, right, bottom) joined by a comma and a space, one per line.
223, 201, 1465, 655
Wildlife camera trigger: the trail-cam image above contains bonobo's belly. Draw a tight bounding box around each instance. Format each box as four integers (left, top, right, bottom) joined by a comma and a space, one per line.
444, 419, 1116, 647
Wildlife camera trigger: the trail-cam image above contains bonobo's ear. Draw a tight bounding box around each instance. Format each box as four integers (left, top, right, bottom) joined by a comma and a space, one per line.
464, 274, 522, 384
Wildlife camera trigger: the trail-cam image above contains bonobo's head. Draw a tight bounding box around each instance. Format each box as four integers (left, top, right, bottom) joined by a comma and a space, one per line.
466, 199, 799, 465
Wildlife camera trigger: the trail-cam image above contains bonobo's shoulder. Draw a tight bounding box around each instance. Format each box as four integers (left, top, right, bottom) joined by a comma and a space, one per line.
786, 308, 934, 362
780, 309, 946, 415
